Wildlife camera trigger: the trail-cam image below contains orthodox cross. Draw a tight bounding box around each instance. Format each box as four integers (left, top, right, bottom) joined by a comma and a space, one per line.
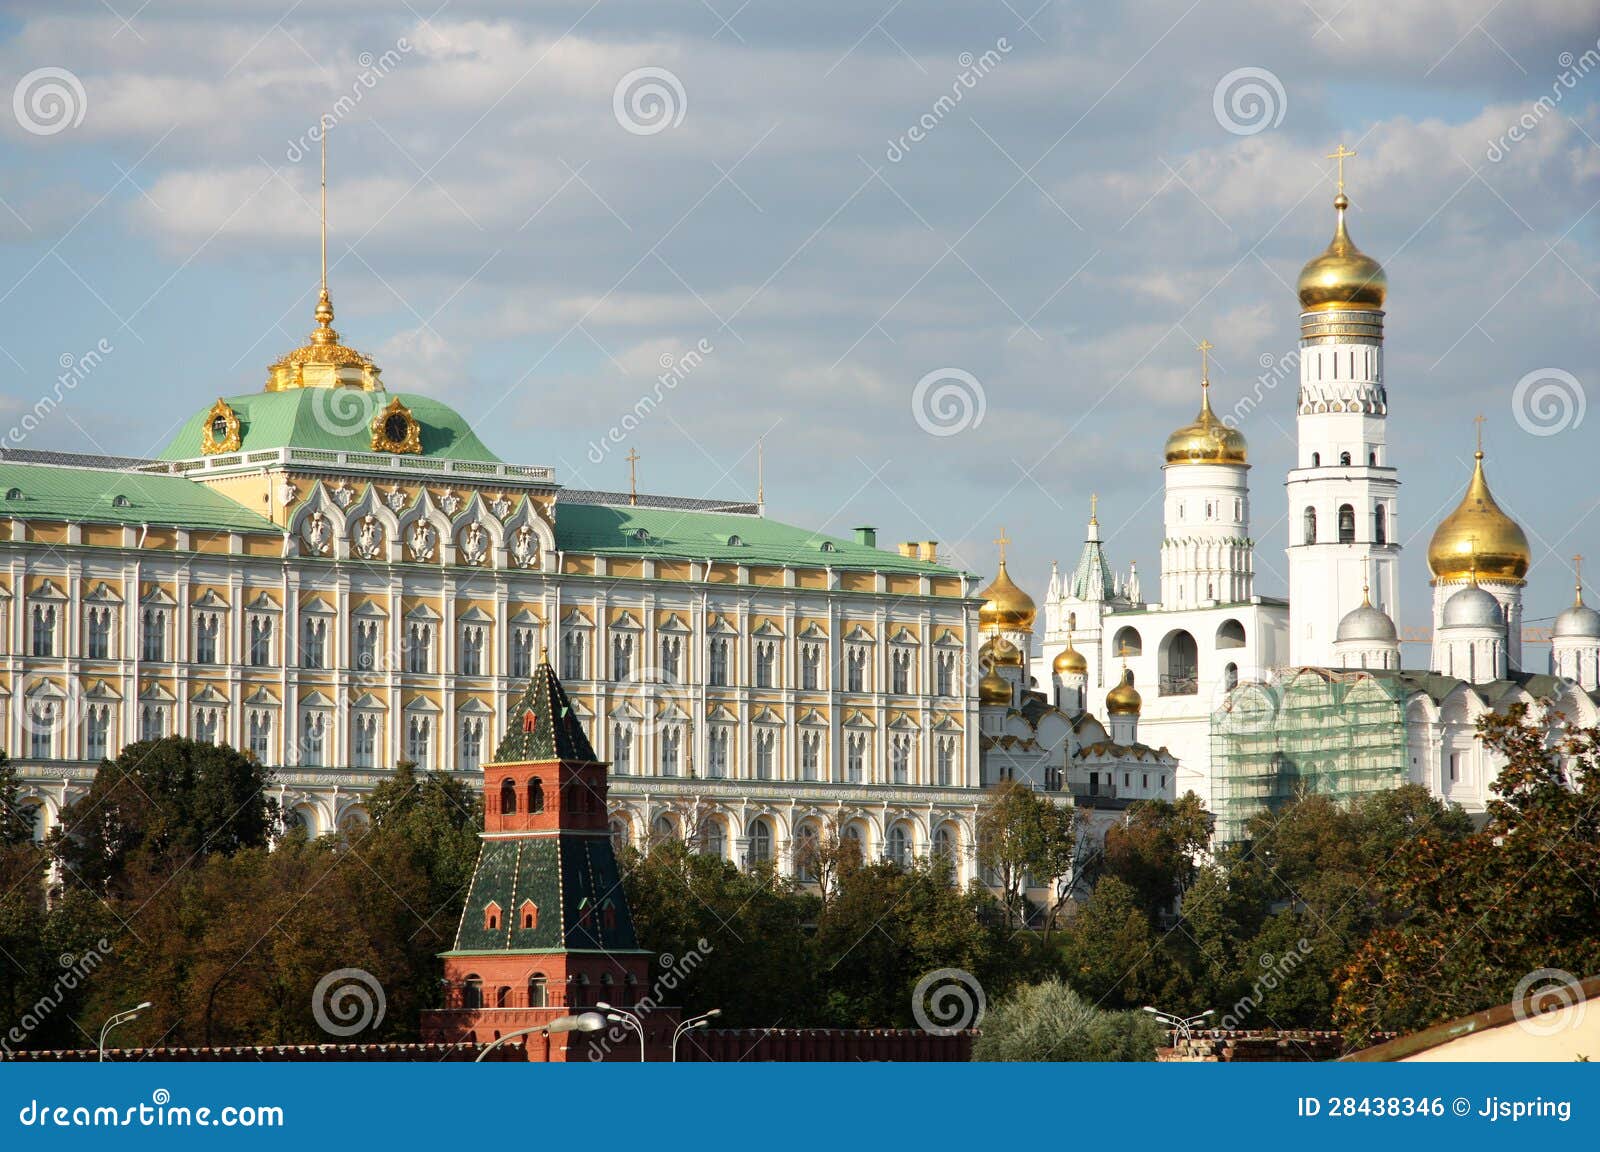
994, 526, 1010, 563
1326, 144, 1356, 195
1197, 337, 1213, 384
626, 447, 640, 506
1473, 413, 1486, 455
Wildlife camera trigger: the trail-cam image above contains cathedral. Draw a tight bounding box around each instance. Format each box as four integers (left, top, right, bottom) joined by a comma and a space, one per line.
986, 150, 1600, 842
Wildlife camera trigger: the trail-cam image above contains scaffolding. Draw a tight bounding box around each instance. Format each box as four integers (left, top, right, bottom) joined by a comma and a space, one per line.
1210, 668, 1409, 843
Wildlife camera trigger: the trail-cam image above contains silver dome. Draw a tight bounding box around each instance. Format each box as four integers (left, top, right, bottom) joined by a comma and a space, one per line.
1442, 584, 1504, 629
1337, 602, 1398, 644
1554, 602, 1600, 639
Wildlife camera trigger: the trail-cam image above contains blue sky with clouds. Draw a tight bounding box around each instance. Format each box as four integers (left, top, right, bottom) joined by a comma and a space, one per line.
2, 0, 1598, 660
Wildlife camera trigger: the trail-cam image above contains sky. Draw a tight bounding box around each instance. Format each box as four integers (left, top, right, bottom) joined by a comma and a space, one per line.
1, 0, 1598, 662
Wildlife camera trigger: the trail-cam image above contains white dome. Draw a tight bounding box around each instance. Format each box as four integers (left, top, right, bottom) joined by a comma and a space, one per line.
1554, 602, 1600, 640
1337, 601, 1398, 645
1442, 584, 1503, 630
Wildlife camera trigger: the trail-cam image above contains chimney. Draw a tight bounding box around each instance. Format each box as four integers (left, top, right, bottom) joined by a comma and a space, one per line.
854, 526, 877, 548
918, 541, 939, 562
898, 542, 916, 558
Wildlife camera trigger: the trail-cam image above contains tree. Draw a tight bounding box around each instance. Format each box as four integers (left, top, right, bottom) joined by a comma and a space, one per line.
973, 978, 1163, 1061
1335, 706, 1600, 1042
1100, 792, 1212, 916
975, 780, 1076, 931
0, 751, 39, 847
51, 737, 278, 893
788, 813, 862, 908
1058, 875, 1159, 1008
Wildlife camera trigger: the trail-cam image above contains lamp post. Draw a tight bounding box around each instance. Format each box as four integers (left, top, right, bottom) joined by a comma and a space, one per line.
1141, 1005, 1214, 1043
671, 1008, 722, 1061
98, 1002, 152, 1062
474, 1012, 605, 1062
596, 1001, 646, 1062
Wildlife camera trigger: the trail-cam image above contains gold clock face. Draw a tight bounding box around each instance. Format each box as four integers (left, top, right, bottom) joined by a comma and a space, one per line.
384, 413, 408, 443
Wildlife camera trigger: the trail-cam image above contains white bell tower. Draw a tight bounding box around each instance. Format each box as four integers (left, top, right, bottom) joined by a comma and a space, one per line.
1286, 147, 1401, 667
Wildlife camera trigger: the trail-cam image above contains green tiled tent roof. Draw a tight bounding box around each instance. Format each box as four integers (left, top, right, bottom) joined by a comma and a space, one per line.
495, 660, 597, 763
0, 461, 278, 533
449, 837, 639, 954
553, 501, 956, 575
159, 390, 501, 462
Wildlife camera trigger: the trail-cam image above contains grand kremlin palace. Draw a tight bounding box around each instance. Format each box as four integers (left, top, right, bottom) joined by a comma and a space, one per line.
0, 277, 994, 878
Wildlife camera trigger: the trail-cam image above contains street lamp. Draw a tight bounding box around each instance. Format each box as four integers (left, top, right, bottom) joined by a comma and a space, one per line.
98, 1001, 152, 1061
1142, 1005, 1214, 1042
474, 1012, 605, 1062
671, 1008, 721, 1061
596, 1001, 646, 1062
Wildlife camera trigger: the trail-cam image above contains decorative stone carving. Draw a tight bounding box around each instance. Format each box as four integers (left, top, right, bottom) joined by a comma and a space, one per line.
407, 521, 437, 562
458, 521, 488, 566
439, 487, 461, 516
301, 511, 332, 555
384, 485, 407, 512
511, 525, 539, 570
353, 515, 383, 560
490, 495, 512, 519
330, 482, 356, 509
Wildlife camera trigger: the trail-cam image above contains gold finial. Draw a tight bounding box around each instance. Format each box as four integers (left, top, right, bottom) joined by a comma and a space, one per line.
312, 121, 336, 343
1197, 337, 1213, 385
1326, 143, 1356, 199
1088, 494, 1098, 525
626, 447, 640, 506
1576, 554, 1585, 607
540, 642, 550, 666
994, 526, 1011, 563
1473, 413, 1486, 459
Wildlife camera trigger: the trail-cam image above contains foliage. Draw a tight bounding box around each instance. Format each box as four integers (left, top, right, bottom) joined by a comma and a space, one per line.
975, 780, 1077, 930
972, 978, 1163, 1061
1100, 793, 1212, 913
1334, 706, 1600, 1042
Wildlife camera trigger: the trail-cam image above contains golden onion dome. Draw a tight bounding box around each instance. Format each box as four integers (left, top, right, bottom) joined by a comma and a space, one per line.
1427, 450, 1530, 584
979, 670, 1012, 706
1052, 640, 1087, 676
1163, 382, 1247, 467
1105, 668, 1142, 716
979, 633, 1024, 670
978, 559, 1036, 633
1298, 194, 1387, 312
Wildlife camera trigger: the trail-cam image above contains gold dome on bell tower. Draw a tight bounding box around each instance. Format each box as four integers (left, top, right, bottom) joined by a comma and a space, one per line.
1163, 339, 1248, 466
266, 127, 383, 392
1297, 146, 1387, 313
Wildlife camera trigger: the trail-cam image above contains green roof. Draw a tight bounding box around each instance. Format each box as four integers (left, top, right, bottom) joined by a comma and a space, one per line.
0, 461, 279, 534
495, 661, 598, 764
159, 390, 501, 462
448, 835, 639, 954
553, 501, 957, 575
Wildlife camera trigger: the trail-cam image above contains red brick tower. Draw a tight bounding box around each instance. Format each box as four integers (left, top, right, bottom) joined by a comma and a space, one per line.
422, 651, 664, 1060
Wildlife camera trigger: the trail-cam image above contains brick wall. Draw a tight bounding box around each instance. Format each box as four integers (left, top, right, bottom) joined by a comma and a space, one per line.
1158, 1029, 1391, 1062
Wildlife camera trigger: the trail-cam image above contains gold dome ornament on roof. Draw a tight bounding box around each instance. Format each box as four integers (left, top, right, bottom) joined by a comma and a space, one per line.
1105, 667, 1142, 716
1297, 146, 1387, 313
266, 126, 383, 392
977, 528, 1036, 633
1164, 339, 1248, 467
1427, 425, 1530, 585
1053, 636, 1087, 676
980, 633, 1024, 670
979, 669, 1012, 706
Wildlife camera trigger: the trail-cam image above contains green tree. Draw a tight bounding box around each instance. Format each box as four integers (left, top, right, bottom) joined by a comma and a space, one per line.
975, 780, 1076, 931
51, 737, 278, 892
1335, 707, 1600, 1041
973, 978, 1163, 1061
1057, 876, 1158, 1009
1100, 792, 1212, 915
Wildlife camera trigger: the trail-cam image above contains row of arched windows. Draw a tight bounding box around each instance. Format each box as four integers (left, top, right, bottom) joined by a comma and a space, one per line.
1302, 504, 1387, 545
497, 777, 545, 815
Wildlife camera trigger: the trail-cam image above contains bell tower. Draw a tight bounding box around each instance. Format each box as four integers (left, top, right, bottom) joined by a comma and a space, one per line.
422, 651, 663, 1060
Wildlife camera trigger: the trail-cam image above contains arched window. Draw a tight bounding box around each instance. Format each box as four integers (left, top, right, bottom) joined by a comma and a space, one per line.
841, 823, 863, 864
886, 824, 910, 869
609, 818, 631, 851
700, 819, 726, 860
499, 778, 516, 815
932, 825, 953, 862
747, 818, 772, 865
528, 777, 545, 813
496, 985, 510, 1008
1373, 505, 1387, 544
652, 814, 676, 842
794, 823, 819, 882
462, 976, 483, 1009
1225, 662, 1239, 690
1338, 503, 1356, 543
1111, 626, 1142, 658
1369, 451, 1377, 466
528, 975, 547, 1008
1340, 451, 1351, 466
1311, 452, 1320, 467
1216, 619, 1246, 649
1303, 507, 1317, 544
1159, 630, 1199, 696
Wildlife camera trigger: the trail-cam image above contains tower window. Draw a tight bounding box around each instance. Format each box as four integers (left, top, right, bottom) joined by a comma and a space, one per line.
500, 778, 517, 815
1338, 504, 1355, 543
1303, 507, 1317, 545
1312, 452, 1320, 467
528, 777, 545, 813
1369, 451, 1377, 466
1339, 451, 1351, 466
1374, 505, 1387, 545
